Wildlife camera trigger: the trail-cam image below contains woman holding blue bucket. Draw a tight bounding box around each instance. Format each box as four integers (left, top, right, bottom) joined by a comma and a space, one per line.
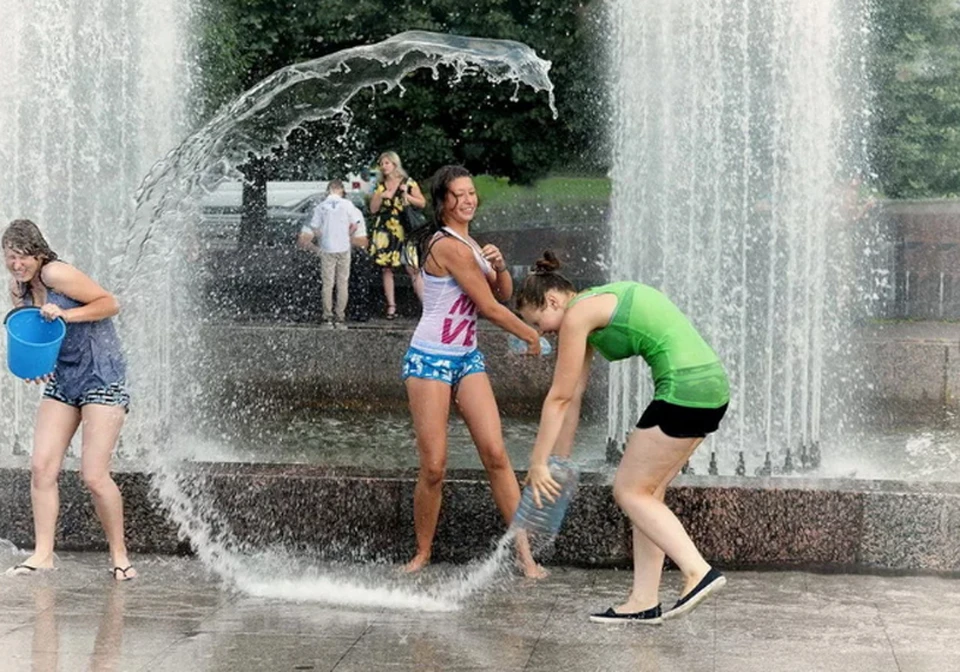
515, 251, 729, 624
2, 219, 135, 581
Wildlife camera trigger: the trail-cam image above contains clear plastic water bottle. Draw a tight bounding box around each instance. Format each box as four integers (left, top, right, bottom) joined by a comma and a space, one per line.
512, 456, 579, 537
507, 334, 553, 356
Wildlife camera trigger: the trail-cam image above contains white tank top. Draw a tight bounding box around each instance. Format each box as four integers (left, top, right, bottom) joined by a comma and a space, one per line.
410, 227, 493, 356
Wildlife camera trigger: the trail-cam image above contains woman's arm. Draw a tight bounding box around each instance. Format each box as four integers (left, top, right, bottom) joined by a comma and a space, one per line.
405, 181, 427, 209
526, 296, 614, 504
528, 312, 592, 470
550, 346, 593, 459
9, 279, 23, 308
480, 243, 512, 301
369, 184, 385, 214
435, 239, 540, 351
40, 261, 119, 323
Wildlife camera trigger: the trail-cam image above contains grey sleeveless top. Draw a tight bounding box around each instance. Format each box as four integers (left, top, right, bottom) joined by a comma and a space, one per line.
25, 285, 126, 399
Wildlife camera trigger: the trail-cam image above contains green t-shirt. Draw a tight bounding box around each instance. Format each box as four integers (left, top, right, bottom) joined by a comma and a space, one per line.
570, 281, 730, 408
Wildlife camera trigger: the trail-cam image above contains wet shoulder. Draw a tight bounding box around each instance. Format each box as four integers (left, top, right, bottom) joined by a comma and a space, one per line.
39, 260, 73, 286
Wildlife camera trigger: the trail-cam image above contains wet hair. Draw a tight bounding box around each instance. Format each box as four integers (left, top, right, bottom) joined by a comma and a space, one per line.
2, 219, 58, 262
2, 219, 59, 300
327, 178, 344, 194
377, 151, 408, 180
408, 164, 474, 269
515, 251, 577, 310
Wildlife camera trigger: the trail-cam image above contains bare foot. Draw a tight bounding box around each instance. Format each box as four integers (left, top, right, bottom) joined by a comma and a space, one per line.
111, 557, 137, 582
5, 553, 55, 576
520, 562, 549, 580
111, 566, 137, 581
402, 554, 430, 573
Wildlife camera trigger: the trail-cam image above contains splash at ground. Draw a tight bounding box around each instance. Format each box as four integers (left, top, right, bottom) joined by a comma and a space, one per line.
121, 31, 556, 610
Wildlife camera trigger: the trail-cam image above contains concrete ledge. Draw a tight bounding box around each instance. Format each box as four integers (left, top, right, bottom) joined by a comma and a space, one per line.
2, 464, 959, 574
195, 321, 609, 418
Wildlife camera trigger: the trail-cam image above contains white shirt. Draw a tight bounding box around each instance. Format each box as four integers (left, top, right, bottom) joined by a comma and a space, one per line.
305, 194, 366, 254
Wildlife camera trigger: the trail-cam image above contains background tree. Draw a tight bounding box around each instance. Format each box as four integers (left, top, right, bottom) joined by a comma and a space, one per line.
872, 0, 960, 198
196, 0, 607, 186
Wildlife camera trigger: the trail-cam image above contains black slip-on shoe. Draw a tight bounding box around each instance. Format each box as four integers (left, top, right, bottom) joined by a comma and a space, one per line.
589, 604, 663, 625
662, 567, 726, 620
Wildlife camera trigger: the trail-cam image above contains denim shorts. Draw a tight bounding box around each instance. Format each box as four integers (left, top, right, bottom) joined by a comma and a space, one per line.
43, 378, 131, 411
402, 347, 486, 386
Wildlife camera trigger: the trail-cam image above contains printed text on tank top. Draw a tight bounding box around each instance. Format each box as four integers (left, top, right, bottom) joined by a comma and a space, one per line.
410, 228, 492, 355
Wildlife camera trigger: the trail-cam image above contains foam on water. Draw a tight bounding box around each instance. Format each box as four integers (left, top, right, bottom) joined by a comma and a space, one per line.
151, 451, 519, 610
228, 532, 517, 611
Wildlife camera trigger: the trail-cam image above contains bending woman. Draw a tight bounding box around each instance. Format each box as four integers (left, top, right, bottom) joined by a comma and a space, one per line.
3, 219, 135, 581
401, 165, 544, 577
516, 251, 729, 622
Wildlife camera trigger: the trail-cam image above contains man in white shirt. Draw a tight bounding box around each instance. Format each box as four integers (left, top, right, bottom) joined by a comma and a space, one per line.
298, 180, 368, 328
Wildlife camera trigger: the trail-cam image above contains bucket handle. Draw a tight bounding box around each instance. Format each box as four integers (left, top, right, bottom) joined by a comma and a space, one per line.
3, 305, 66, 328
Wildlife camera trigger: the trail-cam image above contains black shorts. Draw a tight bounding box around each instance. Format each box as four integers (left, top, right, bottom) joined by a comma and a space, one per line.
636, 400, 728, 438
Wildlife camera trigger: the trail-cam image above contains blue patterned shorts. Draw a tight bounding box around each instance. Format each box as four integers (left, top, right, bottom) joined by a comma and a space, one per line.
402, 347, 486, 386
43, 378, 130, 411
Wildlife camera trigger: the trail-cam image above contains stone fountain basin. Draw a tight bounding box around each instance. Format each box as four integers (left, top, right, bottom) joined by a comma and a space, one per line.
1, 460, 957, 574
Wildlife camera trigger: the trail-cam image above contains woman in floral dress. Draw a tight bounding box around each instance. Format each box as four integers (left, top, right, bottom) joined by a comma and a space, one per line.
368, 151, 426, 318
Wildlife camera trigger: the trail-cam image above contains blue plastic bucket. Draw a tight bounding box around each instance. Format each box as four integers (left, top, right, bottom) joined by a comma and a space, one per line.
3, 307, 66, 380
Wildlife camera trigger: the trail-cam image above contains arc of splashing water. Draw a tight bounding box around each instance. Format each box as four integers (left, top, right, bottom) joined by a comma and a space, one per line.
114, 30, 555, 293
125, 31, 556, 609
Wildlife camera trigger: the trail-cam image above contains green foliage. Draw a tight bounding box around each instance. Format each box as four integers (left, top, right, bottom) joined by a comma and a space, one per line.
872, 0, 960, 198
195, 0, 608, 184
473, 174, 610, 206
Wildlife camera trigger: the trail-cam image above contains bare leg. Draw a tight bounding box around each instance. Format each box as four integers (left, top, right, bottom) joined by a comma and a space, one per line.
31, 586, 58, 672
382, 267, 396, 314
455, 373, 546, 579
403, 377, 452, 572
16, 399, 80, 570
616, 438, 703, 612
93, 583, 126, 665
79, 404, 135, 579
613, 428, 711, 600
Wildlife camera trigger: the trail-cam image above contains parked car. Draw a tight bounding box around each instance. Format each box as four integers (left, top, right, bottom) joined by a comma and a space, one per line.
194, 178, 376, 322
198, 178, 370, 251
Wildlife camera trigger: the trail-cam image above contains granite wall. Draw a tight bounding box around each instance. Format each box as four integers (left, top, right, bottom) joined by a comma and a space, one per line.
1, 463, 957, 574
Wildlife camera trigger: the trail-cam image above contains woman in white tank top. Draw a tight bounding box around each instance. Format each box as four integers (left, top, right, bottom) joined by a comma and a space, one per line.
401, 165, 545, 578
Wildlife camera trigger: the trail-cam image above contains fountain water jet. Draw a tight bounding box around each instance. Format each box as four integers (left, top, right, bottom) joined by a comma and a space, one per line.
606, 0, 875, 476
0, 0, 192, 457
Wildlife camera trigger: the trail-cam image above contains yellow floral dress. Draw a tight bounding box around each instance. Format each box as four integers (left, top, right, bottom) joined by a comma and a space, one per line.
369, 179, 418, 268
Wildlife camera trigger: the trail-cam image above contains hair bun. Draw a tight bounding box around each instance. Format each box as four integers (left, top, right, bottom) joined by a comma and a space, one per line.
532, 250, 562, 275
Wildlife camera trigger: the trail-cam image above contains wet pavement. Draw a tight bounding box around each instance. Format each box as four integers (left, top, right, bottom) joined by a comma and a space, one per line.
0, 552, 957, 672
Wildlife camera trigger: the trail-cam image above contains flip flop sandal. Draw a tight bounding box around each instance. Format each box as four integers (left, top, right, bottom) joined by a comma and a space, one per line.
5, 564, 39, 576
111, 566, 137, 582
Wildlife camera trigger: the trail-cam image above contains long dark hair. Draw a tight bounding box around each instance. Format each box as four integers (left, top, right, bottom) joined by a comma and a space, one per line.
515, 250, 577, 310
2, 219, 59, 300
408, 164, 474, 269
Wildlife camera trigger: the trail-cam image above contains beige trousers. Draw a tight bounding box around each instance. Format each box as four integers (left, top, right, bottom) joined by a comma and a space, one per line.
320, 250, 351, 321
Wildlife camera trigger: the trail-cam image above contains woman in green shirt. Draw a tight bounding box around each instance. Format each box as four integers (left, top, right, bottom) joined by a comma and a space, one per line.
515, 251, 729, 624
